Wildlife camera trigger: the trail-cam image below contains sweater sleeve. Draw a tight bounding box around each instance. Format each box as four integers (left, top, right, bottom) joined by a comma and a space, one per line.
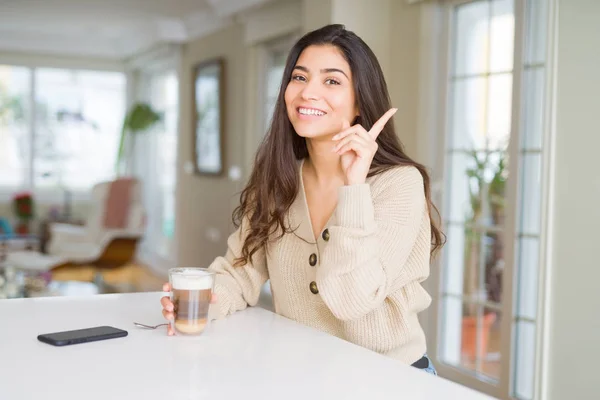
316, 166, 430, 321
207, 218, 269, 319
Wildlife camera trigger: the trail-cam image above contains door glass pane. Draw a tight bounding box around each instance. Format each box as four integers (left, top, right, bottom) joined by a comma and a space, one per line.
264, 49, 287, 133
513, 321, 537, 399
462, 230, 484, 302
521, 68, 545, 151
0, 65, 31, 188
487, 74, 513, 148
480, 307, 502, 380
458, 305, 501, 379
153, 72, 178, 259
525, 0, 548, 65
490, 0, 515, 72
459, 304, 483, 370
34, 68, 125, 190
442, 223, 466, 296
516, 237, 539, 320
484, 229, 504, 304
440, 296, 463, 365
450, 78, 486, 150
454, 1, 490, 76
267, 50, 286, 95
446, 151, 472, 223
519, 153, 542, 235
133, 71, 179, 262
463, 227, 505, 306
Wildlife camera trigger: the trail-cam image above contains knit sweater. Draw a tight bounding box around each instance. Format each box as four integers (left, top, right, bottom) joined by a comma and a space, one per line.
207, 159, 432, 365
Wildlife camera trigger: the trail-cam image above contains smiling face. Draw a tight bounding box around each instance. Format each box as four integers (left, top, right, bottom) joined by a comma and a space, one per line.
284, 45, 359, 139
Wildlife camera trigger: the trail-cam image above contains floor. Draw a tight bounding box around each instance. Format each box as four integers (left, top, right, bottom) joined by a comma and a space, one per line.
51, 262, 166, 293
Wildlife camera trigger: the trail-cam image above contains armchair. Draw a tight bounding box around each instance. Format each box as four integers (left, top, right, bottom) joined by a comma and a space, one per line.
45, 178, 146, 291
48, 179, 145, 260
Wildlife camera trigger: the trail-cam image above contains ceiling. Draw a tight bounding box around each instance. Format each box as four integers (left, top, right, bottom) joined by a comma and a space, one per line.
0, 0, 277, 59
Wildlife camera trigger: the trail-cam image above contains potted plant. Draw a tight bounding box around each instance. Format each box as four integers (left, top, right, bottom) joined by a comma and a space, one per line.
115, 102, 161, 176
461, 148, 507, 360
12, 192, 35, 235
0, 87, 24, 124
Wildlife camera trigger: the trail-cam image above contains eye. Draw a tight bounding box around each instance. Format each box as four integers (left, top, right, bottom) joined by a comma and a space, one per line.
325, 78, 341, 85
291, 74, 306, 82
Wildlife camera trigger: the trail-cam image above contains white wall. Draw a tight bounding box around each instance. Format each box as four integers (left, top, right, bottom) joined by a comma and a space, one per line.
330, 0, 393, 76
175, 23, 248, 269
545, 0, 600, 398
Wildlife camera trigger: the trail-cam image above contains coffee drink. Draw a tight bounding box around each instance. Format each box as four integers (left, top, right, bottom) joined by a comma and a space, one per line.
169, 268, 215, 336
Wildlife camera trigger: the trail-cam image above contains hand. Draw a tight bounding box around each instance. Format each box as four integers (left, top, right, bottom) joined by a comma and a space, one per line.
160, 282, 218, 336
332, 108, 398, 185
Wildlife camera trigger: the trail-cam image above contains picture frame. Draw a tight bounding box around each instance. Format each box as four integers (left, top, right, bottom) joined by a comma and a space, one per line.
192, 58, 225, 176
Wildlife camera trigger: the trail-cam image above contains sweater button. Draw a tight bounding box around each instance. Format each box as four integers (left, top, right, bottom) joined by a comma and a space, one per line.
309, 281, 319, 294
309, 253, 317, 266
321, 229, 330, 241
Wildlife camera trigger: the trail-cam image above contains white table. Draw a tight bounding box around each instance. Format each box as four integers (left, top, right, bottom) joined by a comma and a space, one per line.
0, 292, 494, 400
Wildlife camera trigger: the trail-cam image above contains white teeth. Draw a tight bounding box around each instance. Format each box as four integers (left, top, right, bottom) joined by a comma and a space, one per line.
299, 107, 325, 116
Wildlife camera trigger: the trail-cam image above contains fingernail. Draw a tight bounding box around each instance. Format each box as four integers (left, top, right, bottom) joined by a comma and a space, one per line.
166, 304, 173, 312
332, 134, 338, 140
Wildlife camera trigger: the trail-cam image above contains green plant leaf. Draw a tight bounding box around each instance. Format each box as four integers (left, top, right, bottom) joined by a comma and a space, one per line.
115, 102, 162, 174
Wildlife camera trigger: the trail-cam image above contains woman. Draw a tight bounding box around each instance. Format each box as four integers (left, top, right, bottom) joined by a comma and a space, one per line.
161, 24, 444, 375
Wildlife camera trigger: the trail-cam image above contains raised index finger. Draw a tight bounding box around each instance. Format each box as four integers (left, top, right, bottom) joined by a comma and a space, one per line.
368, 108, 398, 139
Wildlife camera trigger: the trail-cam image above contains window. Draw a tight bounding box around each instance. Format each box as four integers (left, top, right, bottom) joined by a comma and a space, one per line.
148, 71, 178, 259
0, 65, 125, 194
432, 0, 551, 399
263, 48, 287, 133
259, 36, 296, 135
34, 69, 125, 190
0, 66, 30, 188
134, 70, 179, 262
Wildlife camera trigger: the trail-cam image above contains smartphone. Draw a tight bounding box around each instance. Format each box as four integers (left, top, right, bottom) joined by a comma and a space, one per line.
37, 326, 128, 346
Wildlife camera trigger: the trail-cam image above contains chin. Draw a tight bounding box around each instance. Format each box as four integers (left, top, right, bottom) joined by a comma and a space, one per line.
294, 128, 321, 138
292, 122, 337, 139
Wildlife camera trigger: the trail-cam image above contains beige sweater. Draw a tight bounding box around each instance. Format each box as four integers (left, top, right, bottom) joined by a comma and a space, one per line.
208, 160, 432, 365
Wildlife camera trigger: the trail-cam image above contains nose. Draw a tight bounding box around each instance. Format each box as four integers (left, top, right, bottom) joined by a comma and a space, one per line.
300, 79, 321, 101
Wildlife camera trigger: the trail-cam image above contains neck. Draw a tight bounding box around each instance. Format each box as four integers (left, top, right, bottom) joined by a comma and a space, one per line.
304, 136, 344, 187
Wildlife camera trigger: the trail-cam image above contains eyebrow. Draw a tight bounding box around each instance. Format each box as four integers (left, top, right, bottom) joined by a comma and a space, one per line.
293, 65, 349, 79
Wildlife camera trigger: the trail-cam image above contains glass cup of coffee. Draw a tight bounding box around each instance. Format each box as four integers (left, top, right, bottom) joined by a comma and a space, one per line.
168, 267, 215, 336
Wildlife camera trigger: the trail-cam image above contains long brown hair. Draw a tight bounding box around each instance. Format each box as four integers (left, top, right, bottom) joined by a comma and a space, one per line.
233, 24, 444, 266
